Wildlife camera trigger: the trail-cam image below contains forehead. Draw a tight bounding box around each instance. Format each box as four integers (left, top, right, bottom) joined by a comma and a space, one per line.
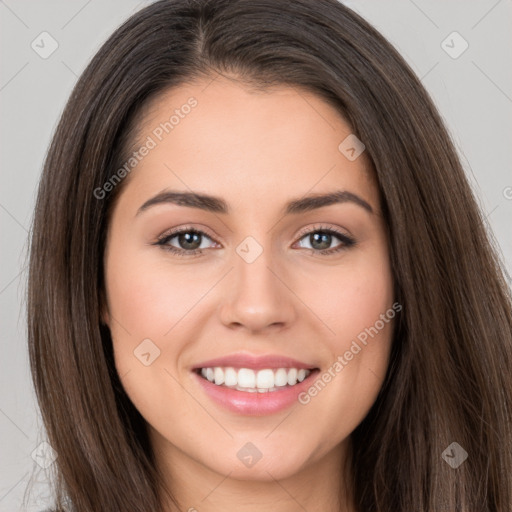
116, 75, 377, 216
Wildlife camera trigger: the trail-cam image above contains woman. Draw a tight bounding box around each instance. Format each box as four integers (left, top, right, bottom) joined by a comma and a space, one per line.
27, 0, 512, 510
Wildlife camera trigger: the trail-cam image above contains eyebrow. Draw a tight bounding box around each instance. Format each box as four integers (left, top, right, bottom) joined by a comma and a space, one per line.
136, 189, 374, 217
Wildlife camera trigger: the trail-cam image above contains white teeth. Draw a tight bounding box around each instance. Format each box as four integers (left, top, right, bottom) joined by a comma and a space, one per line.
274, 368, 288, 387
199, 366, 312, 392
224, 367, 237, 387
214, 367, 224, 385
256, 369, 274, 389
237, 368, 256, 388
236, 386, 257, 392
287, 368, 297, 386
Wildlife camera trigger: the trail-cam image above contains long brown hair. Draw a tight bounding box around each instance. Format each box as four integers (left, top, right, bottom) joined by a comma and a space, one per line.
27, 0, 512, 510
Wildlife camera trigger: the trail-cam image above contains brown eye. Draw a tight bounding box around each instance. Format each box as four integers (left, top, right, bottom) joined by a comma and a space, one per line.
155, 228, 218, 257
295, 227, 356, 255
170, 231, 203, 250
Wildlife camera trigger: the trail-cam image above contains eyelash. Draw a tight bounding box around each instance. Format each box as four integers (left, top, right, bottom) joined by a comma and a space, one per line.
153, 224, 356, 258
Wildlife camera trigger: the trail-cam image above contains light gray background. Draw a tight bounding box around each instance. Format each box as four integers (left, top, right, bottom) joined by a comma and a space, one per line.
1, 0, 511, 510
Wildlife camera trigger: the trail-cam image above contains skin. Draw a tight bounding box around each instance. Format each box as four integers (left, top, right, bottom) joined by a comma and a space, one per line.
102, 74, 395, 512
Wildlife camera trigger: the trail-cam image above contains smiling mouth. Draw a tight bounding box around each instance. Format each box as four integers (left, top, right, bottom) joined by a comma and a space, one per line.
194, 366, 319, 393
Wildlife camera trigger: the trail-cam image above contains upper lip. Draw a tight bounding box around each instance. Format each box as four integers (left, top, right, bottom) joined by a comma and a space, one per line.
192, 352, 318, 371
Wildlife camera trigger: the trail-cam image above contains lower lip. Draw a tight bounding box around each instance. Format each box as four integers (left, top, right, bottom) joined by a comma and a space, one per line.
192, 369, 319, 415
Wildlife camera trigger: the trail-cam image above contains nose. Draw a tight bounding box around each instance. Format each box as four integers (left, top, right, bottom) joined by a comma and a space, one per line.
218, 247, 297, 333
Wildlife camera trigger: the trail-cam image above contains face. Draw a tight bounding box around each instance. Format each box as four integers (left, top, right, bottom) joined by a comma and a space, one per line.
102, 75, 395, 487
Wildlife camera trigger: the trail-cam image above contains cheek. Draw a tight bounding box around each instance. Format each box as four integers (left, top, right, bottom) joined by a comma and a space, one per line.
306, 250, 394, 352
293, 249, 395, 427
103, 249, 204, 428
103, 244, 210, 373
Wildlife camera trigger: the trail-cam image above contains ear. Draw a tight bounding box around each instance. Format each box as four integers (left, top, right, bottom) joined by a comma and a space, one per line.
101, 307, 110, 326
99, 289, 110, 326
